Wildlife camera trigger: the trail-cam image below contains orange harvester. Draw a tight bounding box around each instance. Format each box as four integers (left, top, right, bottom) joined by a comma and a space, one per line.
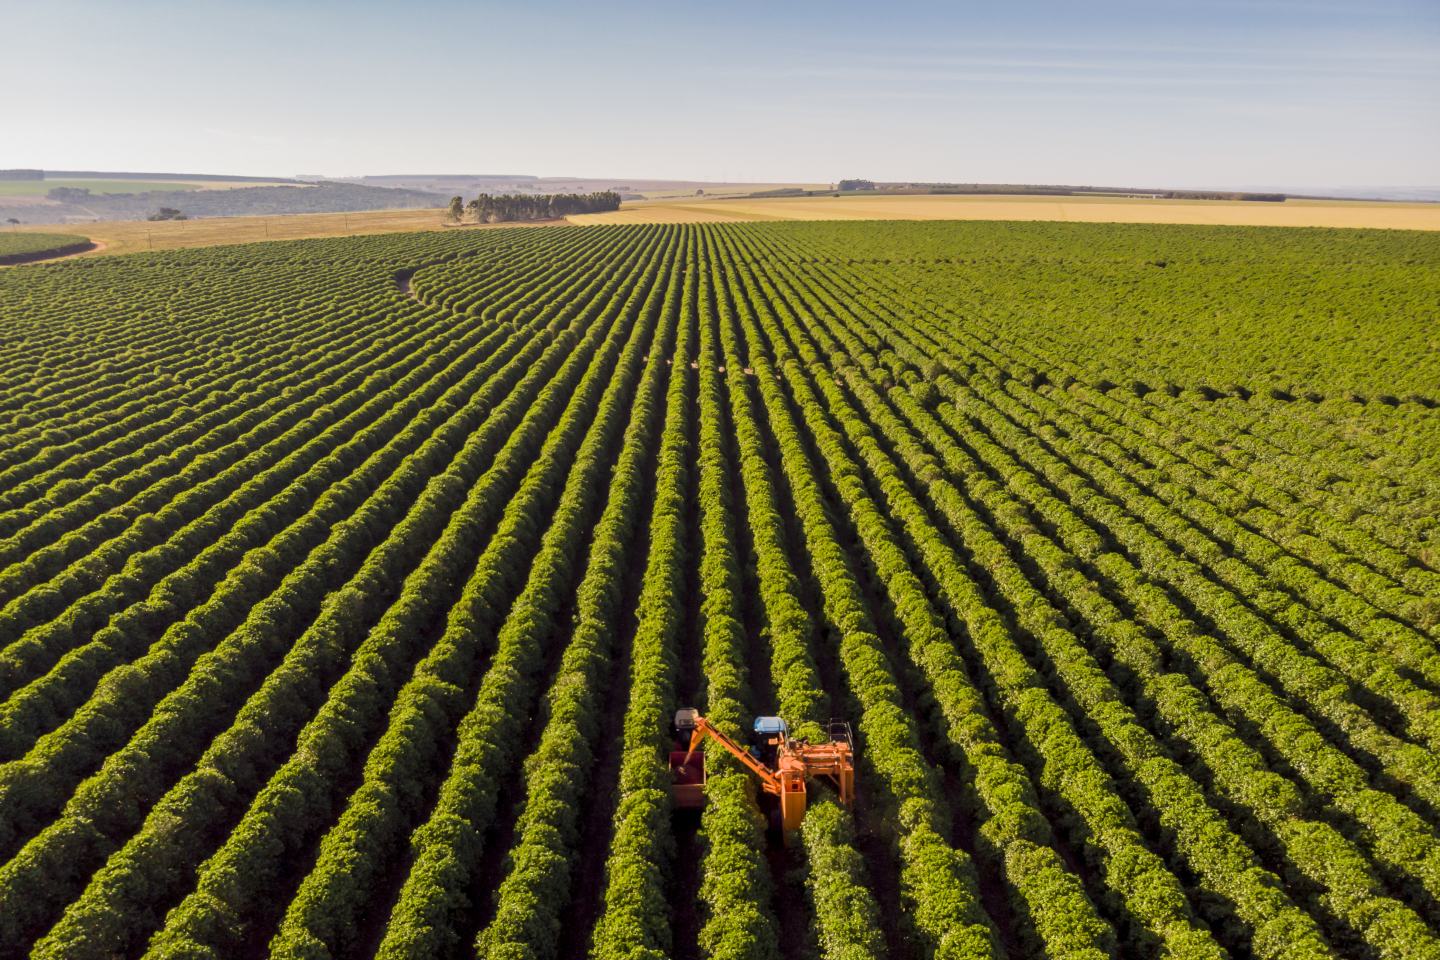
668, 708, 856, 834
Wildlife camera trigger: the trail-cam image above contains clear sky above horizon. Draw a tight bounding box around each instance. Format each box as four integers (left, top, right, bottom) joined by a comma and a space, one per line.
4, 0, 1437, 189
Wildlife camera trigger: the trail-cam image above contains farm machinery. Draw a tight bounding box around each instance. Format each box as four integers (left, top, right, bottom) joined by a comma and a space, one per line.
668, 707, 856, 837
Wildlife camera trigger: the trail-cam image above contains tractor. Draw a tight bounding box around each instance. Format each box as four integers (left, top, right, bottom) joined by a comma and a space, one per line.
668, 707, 856, 838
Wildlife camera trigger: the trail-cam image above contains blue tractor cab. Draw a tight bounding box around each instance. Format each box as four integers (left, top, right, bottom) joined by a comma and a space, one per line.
753, 716, 789, 738
753, 716, 789, 765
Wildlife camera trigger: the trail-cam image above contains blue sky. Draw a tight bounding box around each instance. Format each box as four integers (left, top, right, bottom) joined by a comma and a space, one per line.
4, 0, 1437, 188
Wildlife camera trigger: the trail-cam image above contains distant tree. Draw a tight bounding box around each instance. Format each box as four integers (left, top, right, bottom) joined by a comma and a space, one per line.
838, 179, 876, 192
4, 218, 18, 226
147, 207, 187, 221
447, 196, 464, 223
695, 189, 705, 196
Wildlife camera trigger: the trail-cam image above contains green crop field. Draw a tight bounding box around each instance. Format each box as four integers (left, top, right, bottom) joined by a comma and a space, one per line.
0, 232, 92, 265
0, 220, 1437, 960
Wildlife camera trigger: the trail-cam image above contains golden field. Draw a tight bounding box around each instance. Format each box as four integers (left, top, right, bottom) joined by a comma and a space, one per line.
569, 192, 1440, 230
4, 208, 547, 258
9, 191, 1435, 263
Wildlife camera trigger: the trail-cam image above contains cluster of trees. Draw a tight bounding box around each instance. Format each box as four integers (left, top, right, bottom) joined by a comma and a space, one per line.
1163, 189, 1284, 201
447, 190, 622, 224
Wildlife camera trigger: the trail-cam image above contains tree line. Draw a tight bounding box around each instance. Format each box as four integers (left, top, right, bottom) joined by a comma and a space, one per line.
448, 191, 621, 224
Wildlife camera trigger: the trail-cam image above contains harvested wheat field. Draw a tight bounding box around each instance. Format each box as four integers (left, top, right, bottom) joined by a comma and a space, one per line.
570, 192, 1440, 231
6, 209, 535, 258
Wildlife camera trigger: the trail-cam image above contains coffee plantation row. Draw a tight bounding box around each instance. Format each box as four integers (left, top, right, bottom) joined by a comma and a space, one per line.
0, 220, 1436, 959
0, 233, 92, 266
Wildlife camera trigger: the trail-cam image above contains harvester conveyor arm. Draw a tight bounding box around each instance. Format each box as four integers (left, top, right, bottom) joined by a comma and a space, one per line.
682, 718, 782, 795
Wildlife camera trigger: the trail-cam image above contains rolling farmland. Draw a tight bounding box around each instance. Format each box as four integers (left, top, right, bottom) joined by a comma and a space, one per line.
0, 179, 297, 197
0, 219, 1437, 960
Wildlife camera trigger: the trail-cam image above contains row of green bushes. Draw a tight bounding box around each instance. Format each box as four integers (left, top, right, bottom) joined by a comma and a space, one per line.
0, 292, 570, 953
14, 238, 659, 959
768, 237, 1440, 957
714, 233, 1000, 960
588, 234, 698, 960
469, 235, 684, 960
145, 230, 674, 960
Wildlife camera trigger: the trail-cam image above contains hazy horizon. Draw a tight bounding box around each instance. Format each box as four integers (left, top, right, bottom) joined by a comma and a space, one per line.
5, 0, 1437, 189
18, 171, 1440, 197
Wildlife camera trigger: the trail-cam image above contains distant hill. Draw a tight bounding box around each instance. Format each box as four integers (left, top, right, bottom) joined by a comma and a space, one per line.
346, 175, 810, 199
42, 170, 303, 184
361, 174, 540, 184
1225, 186, 1440, 203
0, 181, 439, 225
